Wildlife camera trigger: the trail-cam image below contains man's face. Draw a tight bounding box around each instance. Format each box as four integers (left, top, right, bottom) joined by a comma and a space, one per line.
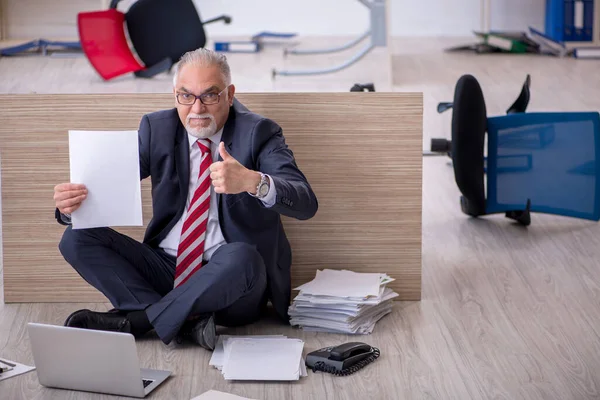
173, 64, 235, 139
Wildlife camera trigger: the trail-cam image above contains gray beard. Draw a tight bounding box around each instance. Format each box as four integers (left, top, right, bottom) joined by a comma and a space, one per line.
186, 114, 217, 138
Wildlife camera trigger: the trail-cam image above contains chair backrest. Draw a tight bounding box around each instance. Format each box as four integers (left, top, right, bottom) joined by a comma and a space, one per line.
78, 9, 145, 80
486, 111, 600, 220
450, 74, 600, 222
0, 93, 423, 303
125, 0, 206, 67
451, 74, 487, 217
506, 74, 531, 114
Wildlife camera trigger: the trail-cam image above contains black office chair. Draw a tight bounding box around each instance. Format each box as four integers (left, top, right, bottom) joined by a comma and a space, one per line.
431, 74, 531, 157
431, 74, 600, 226
350, 83, 376, 92
110, 0, 231, 76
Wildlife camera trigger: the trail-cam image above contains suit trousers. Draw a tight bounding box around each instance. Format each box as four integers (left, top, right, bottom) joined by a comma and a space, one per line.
58, 225, 267, 344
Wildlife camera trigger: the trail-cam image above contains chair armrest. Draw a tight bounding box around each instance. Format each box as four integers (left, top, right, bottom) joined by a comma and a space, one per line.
203, 15, 232, 25
437, 102, 453, 113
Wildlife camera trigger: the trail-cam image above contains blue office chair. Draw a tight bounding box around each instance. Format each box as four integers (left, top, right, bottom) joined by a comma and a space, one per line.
435, 74, 600, 226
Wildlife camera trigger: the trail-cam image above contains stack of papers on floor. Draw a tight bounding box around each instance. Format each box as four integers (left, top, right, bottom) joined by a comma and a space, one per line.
209, 335, 307, 381
288, 269, 398, 334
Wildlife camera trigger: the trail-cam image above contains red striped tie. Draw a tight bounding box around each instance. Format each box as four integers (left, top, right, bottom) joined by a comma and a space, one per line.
174, 139, 212, 288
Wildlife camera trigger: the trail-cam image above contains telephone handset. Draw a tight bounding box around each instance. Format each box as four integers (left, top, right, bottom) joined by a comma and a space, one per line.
305, 342, 380, 376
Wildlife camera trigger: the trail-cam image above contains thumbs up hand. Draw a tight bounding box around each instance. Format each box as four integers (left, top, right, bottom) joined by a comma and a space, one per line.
218, 141, 233, 161
210, 142, 261, 194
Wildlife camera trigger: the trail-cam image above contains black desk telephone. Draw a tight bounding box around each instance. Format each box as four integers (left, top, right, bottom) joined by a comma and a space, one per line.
305, 342, 380, 376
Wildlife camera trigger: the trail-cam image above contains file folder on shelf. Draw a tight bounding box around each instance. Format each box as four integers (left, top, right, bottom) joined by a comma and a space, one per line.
545, 0, 594, 42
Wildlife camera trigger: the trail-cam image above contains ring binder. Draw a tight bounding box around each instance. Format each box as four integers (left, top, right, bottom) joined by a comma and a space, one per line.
546, 0, 595, 42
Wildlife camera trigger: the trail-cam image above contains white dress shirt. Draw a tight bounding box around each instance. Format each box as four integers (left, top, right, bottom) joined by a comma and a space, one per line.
159, 128, 276, 260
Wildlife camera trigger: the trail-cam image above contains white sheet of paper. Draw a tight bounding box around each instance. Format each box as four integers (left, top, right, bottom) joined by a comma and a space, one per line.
294, 269, 381, 298
0, 358, 36, 382
68, 130, 143, 229
209, 335, 286, 370
300, 357, 308, 377
191, 390, 256, 400
221, 338, 304, 381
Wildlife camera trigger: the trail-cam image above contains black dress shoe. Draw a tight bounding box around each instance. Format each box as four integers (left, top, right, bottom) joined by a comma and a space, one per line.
64, 309, 132, 334
177, 314, 217, 351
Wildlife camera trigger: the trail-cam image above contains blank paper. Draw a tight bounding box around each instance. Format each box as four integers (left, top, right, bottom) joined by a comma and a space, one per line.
221, 338, 304, 381
210, 335, 285, 370
0, 358, 35, 382
191, 390, 256, 400
68, 130, 142, 229
295, 269, 381, 298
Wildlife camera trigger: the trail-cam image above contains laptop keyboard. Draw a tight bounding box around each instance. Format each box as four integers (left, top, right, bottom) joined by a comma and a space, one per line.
142, 379, 154, 388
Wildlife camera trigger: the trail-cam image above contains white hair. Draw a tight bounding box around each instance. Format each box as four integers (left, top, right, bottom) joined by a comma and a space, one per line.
172, 48, 232, 87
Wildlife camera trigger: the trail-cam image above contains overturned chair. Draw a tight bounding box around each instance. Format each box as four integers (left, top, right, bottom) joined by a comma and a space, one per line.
78, 0, 231, 80
431, 74, 600, 226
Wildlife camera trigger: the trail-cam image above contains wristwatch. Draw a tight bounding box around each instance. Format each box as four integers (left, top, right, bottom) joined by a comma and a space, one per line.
253, 173, 270, 199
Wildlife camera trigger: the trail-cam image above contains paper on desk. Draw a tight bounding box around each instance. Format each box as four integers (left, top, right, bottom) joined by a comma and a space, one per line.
68, 130, 143, 229
0, 358, 35, 382
191, 390, 256, 400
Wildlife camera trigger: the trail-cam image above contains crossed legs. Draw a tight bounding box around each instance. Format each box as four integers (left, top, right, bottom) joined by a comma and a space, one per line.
58, 226, 267, 346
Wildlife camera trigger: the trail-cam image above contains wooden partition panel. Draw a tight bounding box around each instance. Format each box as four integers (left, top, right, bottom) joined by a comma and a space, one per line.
0, 93, 423, 302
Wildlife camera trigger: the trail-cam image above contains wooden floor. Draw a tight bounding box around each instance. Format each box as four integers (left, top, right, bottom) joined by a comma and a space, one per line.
2, 37, 600, 399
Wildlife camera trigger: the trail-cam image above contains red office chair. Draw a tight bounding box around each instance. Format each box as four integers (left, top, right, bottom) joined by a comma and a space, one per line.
78, 0, 231, 81
77, 9, 164, 80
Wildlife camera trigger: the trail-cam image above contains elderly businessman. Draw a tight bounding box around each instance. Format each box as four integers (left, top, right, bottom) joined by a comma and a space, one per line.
54, 48, 318, 350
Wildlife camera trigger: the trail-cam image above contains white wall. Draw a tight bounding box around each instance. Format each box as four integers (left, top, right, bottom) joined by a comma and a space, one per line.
1, 0, 548, 39
391, 0, 546, 36
196, 0, 369, 37
198, 0, 547, 38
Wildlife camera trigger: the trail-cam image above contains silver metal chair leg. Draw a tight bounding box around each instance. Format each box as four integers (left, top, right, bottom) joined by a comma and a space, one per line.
272, 0, 387, 77
284, 31, 370, 56
273, 42, 375, 77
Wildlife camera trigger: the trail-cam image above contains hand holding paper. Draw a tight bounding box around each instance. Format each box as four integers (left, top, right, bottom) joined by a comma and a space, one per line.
68, 130, 143, 229
54, 182, 88, 215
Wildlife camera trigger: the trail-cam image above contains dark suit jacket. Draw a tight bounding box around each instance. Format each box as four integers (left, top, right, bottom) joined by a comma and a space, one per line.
58, 98, 318, 322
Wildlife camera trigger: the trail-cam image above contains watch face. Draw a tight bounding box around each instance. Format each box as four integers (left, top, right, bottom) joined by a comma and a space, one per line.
259, 183, 269, 196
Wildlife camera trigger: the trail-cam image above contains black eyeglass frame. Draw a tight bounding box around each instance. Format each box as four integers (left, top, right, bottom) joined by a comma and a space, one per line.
175, 85, 230, 106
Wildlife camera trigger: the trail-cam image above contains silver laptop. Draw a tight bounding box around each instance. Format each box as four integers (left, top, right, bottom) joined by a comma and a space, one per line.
27, 322, 171, 398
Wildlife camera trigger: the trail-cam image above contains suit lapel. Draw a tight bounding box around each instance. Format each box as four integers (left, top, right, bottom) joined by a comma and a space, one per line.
175, 120, 190, 210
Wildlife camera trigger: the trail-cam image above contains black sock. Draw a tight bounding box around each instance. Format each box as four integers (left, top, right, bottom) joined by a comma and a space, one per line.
126, 310, 153, 337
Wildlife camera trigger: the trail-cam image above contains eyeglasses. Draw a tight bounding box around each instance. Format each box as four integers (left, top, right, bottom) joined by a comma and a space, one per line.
176, 86, 229, 106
